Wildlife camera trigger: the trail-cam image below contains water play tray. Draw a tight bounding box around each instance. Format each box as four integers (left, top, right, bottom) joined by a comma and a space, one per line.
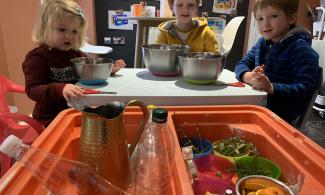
0, 105, 324, 194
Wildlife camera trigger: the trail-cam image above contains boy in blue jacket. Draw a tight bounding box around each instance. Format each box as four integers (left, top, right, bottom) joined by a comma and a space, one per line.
235, 0, 319, 123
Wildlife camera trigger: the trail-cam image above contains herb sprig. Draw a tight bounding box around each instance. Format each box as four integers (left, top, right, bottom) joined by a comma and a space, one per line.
212, 136, 258, 157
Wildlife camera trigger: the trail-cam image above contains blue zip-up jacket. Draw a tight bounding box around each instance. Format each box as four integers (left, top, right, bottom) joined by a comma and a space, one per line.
235, 25, 319, 122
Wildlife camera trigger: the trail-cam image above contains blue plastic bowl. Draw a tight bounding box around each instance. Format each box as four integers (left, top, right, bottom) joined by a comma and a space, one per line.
180, 137, 212, 159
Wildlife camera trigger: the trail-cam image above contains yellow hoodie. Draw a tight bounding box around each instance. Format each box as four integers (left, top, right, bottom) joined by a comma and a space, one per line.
156, 17, 219, 53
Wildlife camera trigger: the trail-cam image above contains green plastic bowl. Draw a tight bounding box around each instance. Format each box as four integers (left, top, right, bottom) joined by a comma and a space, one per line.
213, 149, 249, 163
235, 156, 281, 179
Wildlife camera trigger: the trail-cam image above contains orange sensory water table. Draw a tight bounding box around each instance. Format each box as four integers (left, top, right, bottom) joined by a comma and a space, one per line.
0, 105, 324, 194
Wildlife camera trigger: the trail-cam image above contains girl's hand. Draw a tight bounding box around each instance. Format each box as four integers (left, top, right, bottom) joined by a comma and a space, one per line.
62, 84, 84, 101
112, 59, 126, 74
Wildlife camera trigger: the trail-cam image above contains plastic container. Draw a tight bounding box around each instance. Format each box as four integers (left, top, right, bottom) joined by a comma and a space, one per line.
132, 108, 175, 194
169, 105, 325, 194
1, 105, 325, 194
0, 109, 192, 195
0, 135, 127, 195
305, 121, 325, 147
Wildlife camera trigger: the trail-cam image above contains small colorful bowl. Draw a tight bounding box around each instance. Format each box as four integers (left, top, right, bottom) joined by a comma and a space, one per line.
235, 156, 281, 179
212, 139, 254, 163
179, 137, 212, 159
213, 150, 250, 164
194, 154, 235, 182
193, 178, 236, 195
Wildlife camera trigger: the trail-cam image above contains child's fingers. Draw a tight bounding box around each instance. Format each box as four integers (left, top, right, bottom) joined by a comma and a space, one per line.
253, 65, 265, 74
252, 66, 260, 72
114, 59, 126, 66
64, 87, 84, 100
253, 73, 263, 79
115, 59, 124, 63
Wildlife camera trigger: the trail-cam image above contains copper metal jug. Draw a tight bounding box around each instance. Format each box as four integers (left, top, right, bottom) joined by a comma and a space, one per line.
78, 100, 149, 190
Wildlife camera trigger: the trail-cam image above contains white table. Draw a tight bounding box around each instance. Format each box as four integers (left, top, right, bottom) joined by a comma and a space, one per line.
75, 68, 267, 107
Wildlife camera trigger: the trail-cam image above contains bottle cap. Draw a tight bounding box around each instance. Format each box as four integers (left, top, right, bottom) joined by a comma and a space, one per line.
147, 104, 156, 110
152, 108, 167, 122
225, 189, 233, 195
0, 135, 23, 157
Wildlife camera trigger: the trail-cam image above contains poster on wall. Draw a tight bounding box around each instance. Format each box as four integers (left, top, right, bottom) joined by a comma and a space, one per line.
108, 10, 133, 30
207, 16, 226, 34
212, 0, 238, 14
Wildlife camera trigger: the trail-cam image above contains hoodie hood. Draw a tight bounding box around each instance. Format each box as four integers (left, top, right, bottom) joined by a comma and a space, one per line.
157, 17, 209, 45
278, 25, 312, 45
158, 17, 208, 33
155, 17, 219, 53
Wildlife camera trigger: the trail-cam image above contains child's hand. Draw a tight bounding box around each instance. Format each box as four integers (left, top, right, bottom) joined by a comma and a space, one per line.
243, 71, 261, 85
62, 84, 84, 101
253, 64, 265, 75
242, 65, 273, 94
250, 74, 274, 94
112, 59, 126, 74
243, 65, 265, 84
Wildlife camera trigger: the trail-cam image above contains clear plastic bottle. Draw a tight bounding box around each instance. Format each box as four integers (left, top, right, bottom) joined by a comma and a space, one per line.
146, 104, 156, 122
132, 108, 175, 195
0, 135, 129, 195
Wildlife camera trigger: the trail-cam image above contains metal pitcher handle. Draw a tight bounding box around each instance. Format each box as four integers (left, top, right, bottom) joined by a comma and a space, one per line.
126, 100, 149, 155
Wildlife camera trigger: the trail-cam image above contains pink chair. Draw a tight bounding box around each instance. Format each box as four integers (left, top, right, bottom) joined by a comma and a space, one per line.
0, 75, 44, 177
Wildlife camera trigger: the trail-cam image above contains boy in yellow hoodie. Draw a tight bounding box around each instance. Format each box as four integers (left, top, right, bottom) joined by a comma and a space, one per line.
156, 0, 219, 53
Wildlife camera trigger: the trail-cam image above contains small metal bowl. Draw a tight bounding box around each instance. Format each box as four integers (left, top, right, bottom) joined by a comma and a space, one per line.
71, 57, 113, 85
142, 44, 191, 76
236, 175, 294, 195
179, 52, 225, 84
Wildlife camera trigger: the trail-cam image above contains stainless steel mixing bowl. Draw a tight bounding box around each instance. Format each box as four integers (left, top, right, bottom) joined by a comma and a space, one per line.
179, 52, 225, 84
71, 57, 113, 85
236, 175, 294, 195
142, 44, 191, 76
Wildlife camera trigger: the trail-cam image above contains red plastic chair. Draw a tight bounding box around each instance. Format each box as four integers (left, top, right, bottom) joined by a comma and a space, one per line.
0, 75, 44, 177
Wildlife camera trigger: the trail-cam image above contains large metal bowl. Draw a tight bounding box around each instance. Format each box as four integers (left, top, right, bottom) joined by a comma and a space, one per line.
71, 57, 113, 85
179, 52, 225, 84
142, 44, 191, 76
236, 175, 295, 195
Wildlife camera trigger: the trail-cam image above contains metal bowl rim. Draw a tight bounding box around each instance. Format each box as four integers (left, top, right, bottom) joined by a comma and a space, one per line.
179, 52, 223, 58
70, 57, 114, 64
235, 175, 295, 195
142, 44, 191, 51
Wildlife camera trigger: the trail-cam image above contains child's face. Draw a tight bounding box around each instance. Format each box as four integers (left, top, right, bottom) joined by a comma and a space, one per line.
49, 13, 81, 51
173, 0, 198, 25
255, 5, 296, 43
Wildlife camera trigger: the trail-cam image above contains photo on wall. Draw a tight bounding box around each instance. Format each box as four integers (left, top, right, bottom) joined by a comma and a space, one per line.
108, 10, 133, 30
213, 0, 238, 14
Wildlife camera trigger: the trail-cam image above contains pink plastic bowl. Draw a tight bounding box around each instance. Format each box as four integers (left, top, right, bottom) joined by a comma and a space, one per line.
195, 154, 235, 182
192, 178, 236, 195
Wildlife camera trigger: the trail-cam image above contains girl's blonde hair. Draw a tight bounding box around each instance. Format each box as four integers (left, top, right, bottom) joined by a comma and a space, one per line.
32, 0, 87, 50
